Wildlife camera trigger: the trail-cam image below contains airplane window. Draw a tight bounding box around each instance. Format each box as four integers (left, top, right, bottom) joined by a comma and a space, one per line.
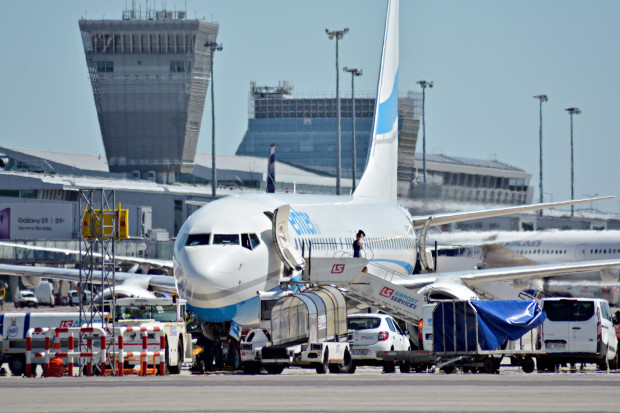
241, 234, 252, 250
249, 234, 260, 249
186, 233, 210, 246
213, 234, 240, 245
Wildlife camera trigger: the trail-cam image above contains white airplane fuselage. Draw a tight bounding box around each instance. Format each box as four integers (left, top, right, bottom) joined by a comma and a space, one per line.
173, 193, 417, 327
434, 230, 620, 280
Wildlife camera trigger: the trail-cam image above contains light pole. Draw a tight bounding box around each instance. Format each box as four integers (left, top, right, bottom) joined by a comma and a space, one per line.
343, 66, 362, 191
417, 80, 433, 199
326, 28, 349, 195
565, 107, 581, 216
206, 41, 223, 198
533, 94, 548, 216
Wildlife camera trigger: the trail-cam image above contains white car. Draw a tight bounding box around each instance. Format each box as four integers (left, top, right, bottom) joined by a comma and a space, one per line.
537, 297, 618, 371
348, 313, 411, 372
16, 290, 38, 308
69, 290, 92, 306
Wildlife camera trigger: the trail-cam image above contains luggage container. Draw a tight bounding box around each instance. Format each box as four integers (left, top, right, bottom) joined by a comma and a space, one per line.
379, 300, 546, 373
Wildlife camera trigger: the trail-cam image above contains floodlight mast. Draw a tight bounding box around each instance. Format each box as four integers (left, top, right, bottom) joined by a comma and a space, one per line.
417, 80, 433, 200
206, 41, 223, 197
326, 28, 349, 195
534, 94, 548, 216
343, 66, 362, 191
565, 107, 581, 216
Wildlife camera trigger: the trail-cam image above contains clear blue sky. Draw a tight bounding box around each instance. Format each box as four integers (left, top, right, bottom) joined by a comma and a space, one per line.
1, 1, 619, 213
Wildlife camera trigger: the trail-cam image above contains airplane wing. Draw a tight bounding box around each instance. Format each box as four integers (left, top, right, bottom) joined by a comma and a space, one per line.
394, 258, 620, 289
410, 196, 614, 229
0, 241, 173, 271
0, 263, 177, 294
480, 243, 538, 268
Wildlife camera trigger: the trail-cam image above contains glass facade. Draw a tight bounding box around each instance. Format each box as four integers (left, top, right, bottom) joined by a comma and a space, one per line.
236, 83, 418, 179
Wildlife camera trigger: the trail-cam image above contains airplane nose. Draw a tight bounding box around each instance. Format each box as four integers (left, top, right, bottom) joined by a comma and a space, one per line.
180, 247, 237, 292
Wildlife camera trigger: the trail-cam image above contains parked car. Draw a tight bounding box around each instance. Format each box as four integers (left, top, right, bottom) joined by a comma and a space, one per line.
69, 290, 92, 306
15, 290, 38, 308
347, 313, 412, 372
537, 297, 618, 371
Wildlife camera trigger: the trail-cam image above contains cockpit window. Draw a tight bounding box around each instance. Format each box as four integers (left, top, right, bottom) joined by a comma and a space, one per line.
213, 234, 240, 245
186, 234, 210, 246
241, 233, 261, 250
250, 234, 260, 248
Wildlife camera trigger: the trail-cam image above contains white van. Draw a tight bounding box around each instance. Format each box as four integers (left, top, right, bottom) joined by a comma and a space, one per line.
538, 297, 618, 371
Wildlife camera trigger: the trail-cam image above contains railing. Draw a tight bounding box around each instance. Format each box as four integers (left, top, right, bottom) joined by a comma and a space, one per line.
25, 326, 107, 377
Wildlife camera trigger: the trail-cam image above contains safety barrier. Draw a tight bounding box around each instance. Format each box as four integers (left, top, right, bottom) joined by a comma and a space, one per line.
114, 326, 166, 376
25, 326, 107, 377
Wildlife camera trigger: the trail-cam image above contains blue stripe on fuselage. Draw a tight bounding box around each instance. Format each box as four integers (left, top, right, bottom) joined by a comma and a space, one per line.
375, 69, 399, 135
371, 258, 414, 274
189, 258, 413, 324
189, 275, 304, 324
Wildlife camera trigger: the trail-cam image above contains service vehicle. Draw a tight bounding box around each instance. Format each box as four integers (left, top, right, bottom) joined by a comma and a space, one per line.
537, 297, 618, 371
35, 281, 54, 307
381, 300, 545, 374
240, 286, 353, 374
0, 311, 104, 375
0, 296, 192, 376
112, 296, 193, 374
348, 313, 412, 372
69, 290, 92, 307
15, 290, 38, 308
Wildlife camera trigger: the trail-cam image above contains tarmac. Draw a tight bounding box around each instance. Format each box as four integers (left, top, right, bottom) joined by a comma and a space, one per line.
1, 366, 619, 412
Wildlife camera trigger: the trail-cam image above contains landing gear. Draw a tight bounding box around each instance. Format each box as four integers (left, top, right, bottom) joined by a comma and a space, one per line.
193, 322, 241, 372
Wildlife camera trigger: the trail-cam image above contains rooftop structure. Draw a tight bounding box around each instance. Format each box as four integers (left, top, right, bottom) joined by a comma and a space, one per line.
78, 6, 219, 182
412, 154, 533, 206
236, 82, 421, 185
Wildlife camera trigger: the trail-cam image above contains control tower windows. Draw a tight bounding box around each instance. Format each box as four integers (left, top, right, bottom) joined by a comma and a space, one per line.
96, 61, 114, 73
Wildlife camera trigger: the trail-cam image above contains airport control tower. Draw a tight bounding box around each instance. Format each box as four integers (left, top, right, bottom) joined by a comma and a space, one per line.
79, 7, 219, 182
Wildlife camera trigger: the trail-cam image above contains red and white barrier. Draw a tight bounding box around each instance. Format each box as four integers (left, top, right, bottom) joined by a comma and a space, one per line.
114, 326, 165, 376
25, 326, 107, 377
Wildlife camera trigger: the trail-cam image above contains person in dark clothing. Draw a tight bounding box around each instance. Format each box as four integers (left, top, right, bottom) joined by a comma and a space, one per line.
353, 230, 365, 258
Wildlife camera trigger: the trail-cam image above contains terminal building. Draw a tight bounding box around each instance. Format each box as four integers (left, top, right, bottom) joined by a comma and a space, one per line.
78, 7, 219, 182
1, 8, 618, 252
235, 81, 419, 191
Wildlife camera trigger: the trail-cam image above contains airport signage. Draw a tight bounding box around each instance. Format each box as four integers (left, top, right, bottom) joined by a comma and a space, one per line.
0, 203, 73, 240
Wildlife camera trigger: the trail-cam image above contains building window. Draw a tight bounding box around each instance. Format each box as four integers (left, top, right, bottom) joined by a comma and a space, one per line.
97, 61, 114, 72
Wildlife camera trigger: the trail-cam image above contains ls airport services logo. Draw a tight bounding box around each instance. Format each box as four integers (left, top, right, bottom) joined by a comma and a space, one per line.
380, 287, 394, 298
331, 264, 345, 274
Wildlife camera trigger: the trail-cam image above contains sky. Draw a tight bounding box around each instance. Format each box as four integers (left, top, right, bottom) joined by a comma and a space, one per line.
1, 1, 619, 213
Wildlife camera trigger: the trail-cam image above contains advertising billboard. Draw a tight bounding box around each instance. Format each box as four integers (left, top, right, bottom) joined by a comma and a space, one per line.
0, 203, 74, 240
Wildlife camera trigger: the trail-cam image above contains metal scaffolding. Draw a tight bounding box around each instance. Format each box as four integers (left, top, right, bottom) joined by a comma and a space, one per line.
78, 189, 117, 375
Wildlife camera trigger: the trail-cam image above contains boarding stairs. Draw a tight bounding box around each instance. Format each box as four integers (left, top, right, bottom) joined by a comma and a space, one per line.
269, 204, 426, 324
301, 257, 426, 325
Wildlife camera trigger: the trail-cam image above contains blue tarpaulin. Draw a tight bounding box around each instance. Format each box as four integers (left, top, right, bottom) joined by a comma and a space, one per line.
433, 300, 546, 352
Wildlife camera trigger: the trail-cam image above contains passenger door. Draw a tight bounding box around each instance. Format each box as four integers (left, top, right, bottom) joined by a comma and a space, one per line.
271, 205, 305, 272
387, 317, 407, 351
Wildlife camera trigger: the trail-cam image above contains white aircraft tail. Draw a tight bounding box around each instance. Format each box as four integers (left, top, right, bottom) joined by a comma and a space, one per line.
353, 0, 399, 203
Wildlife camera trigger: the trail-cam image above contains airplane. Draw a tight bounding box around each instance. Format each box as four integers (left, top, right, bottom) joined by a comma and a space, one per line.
432, 229, 620, 281
171, 0, 620, 366
2, 0, 620, 369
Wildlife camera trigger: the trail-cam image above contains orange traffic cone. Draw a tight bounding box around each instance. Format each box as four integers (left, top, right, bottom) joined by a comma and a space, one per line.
47, 334, 64, 377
